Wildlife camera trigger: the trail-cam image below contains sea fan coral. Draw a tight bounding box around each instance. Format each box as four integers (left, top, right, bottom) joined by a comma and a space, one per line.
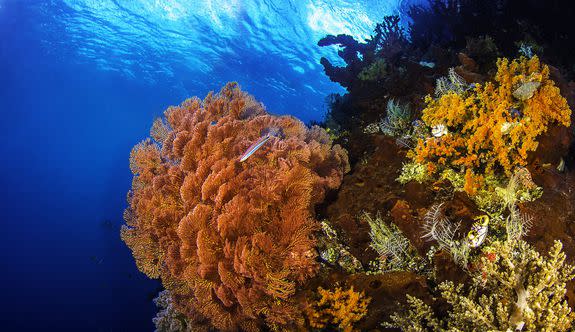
121, 83, 349, 331
305, 286, 371, 332
407, 56, 571, 195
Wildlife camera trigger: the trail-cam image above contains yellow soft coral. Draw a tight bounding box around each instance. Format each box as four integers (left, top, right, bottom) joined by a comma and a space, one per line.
408, 56, 571, 195
305, 286, 371, 332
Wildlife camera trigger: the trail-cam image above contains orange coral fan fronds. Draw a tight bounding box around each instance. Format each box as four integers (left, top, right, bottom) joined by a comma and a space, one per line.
305, 286, 371, 332
410, 56, 571, 195
121, 82, 349, 331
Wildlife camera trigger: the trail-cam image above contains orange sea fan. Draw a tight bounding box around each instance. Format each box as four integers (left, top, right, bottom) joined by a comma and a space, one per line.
121, 82, 349, 331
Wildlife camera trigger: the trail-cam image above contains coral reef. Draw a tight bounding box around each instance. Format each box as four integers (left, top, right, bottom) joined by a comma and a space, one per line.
122, 83, 349, 331
153, 290, 205, 332
318, 15, 407, 93
307, 7, 575, 331
305, 286, 371, 332
363, 212, 424, 272
406, 56, 571, 197
123, 6, 575, 331
389, 239, 575, 331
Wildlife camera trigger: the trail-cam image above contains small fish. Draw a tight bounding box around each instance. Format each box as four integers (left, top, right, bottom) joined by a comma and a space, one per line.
418, 61, 435, 68
239, 129, 280, 162
467, 215, 489, 248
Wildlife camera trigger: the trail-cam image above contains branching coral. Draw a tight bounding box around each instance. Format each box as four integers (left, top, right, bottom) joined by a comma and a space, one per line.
389, 239, 575, 331
405, 56, 571, 196
122, 83, 349, 331
305, 286, 371, 332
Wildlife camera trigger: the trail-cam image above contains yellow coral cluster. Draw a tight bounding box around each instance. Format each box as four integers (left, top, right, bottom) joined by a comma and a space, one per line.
410, 56, 571, 194
306, 286, 371, 332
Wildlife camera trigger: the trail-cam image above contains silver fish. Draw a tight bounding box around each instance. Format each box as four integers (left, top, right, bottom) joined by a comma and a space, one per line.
239, 128, 282, 162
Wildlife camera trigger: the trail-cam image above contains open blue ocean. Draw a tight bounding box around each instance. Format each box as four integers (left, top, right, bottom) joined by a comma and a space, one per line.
0, 1, 419, 330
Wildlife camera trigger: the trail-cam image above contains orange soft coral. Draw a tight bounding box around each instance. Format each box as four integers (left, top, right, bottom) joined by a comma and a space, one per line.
122, 83, 349, 331
409, 56, 571, 194
305, 286, 371, 332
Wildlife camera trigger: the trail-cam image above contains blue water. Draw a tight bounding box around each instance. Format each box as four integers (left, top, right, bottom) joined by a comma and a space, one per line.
0, 0, 419, 330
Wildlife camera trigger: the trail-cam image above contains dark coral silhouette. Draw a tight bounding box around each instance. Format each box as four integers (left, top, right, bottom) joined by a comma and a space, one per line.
408, 0, 575, 78
121, 83, 349, 331
318, 15, 408, 93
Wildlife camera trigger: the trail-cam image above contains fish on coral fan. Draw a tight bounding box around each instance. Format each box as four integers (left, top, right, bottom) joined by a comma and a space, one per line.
238, 127, 282, 162
121, 82, 349, 331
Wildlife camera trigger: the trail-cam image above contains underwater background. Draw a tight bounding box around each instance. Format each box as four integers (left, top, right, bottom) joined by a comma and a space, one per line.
6, 0, 575, 331
0, 0, 420, 330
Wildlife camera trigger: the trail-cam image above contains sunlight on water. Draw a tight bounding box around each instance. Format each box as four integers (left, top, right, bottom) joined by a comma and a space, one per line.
50, 0, 413, 76
306, 0, 398, 42
33, 0, 419, 120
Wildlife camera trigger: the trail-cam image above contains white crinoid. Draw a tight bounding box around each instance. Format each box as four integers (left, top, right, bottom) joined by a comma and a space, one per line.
422, 203, 459, 248
434, 68, 468, 98
422, 203, 470, 266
